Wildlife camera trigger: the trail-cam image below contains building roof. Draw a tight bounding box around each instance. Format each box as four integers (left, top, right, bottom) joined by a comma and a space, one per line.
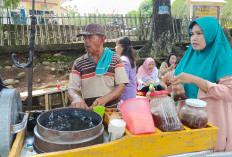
186, 0, 226, 3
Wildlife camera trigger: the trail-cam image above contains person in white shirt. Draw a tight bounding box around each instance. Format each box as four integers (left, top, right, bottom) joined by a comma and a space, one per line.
137, 57, 163, 93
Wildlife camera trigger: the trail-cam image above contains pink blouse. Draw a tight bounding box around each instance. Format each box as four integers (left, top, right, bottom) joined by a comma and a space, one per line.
198, 75, 232, 152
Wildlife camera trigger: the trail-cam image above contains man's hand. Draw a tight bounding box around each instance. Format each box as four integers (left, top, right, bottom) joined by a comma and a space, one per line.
68, 88, 89, 109
89, 83, 126, 110
70, 99, 89, 109
90, 97, 107, 110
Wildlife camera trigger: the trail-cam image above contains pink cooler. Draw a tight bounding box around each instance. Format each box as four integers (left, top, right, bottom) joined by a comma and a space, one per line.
120, 98, 156, 135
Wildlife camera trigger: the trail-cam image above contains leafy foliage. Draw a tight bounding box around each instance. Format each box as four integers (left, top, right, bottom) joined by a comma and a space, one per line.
3, 0, 20, 9
171, 0, 190, 18
41, 54, 76, 63
139, 0, 152, 15
221, 0, 232, 18
65, 5, 79, 16
127, 10, 139, 16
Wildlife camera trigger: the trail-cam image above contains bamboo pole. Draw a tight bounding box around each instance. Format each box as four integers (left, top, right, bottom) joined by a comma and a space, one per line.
103, 14, 108, 42
171, 16, 176, 42
45, 17, 50, 44
108, 16, 112, 41
21, 20, 25, 45
14, 18, 18, 45
39, 21, 43, 44
129, 15, 134, 40
68, 15, 72, 43
51, 20, 56, 44
125, 14, 130, 38
0, 16, 3, 45
27, 23, 30, 45
62, 14, 67, 44
121, 14, 125, 37
78, 13, 82, 42
134, 14, 138, 41
35, 24, 38, 45
58, 16, 62, 44
73, 14, 77, 43
7, 20, 11, 45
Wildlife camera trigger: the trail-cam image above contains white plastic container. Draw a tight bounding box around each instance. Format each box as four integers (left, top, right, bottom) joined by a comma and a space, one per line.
108, 119, 126, 141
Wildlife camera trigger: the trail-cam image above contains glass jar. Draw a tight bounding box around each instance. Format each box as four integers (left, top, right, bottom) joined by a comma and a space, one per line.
179, 99, 208, 129
149, 91, 183, 132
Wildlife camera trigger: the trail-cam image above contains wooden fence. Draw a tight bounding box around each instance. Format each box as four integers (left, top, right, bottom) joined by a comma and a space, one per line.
0, 14, 231, 46
0, 14, 152, 46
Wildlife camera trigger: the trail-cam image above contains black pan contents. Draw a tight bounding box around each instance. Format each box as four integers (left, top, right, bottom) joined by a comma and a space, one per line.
40, 111, 100, 131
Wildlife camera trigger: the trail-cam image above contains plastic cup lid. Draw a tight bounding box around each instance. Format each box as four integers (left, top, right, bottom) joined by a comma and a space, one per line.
185, 99, 207, 107
93, 106, 105, 111
110, 119, 126, 127
150, 90, 169, 97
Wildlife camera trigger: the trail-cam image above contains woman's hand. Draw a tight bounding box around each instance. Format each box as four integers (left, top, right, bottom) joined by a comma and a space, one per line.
143, 82, 149, 87
172, 72, 196, 85
170, 64, 176, 70
172, 72, 208, 93
162, 70, 174, 86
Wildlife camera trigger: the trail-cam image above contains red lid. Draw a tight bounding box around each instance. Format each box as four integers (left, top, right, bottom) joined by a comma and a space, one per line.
150, 90, 169, 97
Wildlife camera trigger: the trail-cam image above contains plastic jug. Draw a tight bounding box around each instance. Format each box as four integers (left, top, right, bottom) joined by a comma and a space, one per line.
120, 98, 156, 135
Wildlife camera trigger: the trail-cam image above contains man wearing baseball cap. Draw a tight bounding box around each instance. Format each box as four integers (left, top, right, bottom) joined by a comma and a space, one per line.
68, 23, 129, 109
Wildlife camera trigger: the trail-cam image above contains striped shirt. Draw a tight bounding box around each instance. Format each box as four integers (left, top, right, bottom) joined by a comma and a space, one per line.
68, 52, 129, 107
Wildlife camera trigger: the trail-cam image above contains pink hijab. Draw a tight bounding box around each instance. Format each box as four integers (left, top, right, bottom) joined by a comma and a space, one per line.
137, 57, 155, 78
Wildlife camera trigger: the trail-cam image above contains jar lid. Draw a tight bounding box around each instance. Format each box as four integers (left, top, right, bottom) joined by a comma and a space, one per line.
150, 90, 169, 97
185, 99, 207, 107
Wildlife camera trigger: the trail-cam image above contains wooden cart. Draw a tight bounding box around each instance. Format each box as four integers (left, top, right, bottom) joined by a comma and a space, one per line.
9, 109, 218, 157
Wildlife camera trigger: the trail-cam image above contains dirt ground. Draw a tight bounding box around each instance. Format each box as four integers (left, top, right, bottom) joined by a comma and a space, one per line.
0, 51, 83, 93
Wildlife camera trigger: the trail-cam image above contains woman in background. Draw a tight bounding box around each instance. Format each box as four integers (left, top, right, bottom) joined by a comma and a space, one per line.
137, 57, 163, 93
115, 36, 137, 101
159, 53, 177, 78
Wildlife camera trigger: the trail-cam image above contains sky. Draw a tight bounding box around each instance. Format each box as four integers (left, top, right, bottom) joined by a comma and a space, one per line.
63, 0, 175, 15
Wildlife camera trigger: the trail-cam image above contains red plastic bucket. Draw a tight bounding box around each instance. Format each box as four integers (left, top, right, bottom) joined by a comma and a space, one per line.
120, 98, 156, 135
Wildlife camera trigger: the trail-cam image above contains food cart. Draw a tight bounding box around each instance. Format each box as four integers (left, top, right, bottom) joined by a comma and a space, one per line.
8, 108, 218, 157
3, 0, 219, 155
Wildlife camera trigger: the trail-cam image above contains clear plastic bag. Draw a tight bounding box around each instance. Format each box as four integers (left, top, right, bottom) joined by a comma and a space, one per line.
172, 83, 188, 102
162, 70, 174, 86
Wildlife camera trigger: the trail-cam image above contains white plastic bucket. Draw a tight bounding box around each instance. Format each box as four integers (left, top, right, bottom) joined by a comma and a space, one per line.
108, 119, 126, 141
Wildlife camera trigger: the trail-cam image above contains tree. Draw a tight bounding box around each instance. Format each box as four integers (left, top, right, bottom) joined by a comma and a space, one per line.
171, 0, 190, 18
221, 0, 232, 18
139, 0, 152, 15
3, 0, 20, 9
138, 0, 173, 64
3, 0, 20, 24
65, 5, 79, 16
126, 10, 139, 16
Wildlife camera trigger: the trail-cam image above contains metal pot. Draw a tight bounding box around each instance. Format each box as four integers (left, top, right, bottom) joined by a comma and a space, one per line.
34, 107, 104, 153
0, 89, 28, 157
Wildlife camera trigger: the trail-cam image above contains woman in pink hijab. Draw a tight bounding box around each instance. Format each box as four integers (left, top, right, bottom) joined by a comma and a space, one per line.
137, 57, 163, 93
